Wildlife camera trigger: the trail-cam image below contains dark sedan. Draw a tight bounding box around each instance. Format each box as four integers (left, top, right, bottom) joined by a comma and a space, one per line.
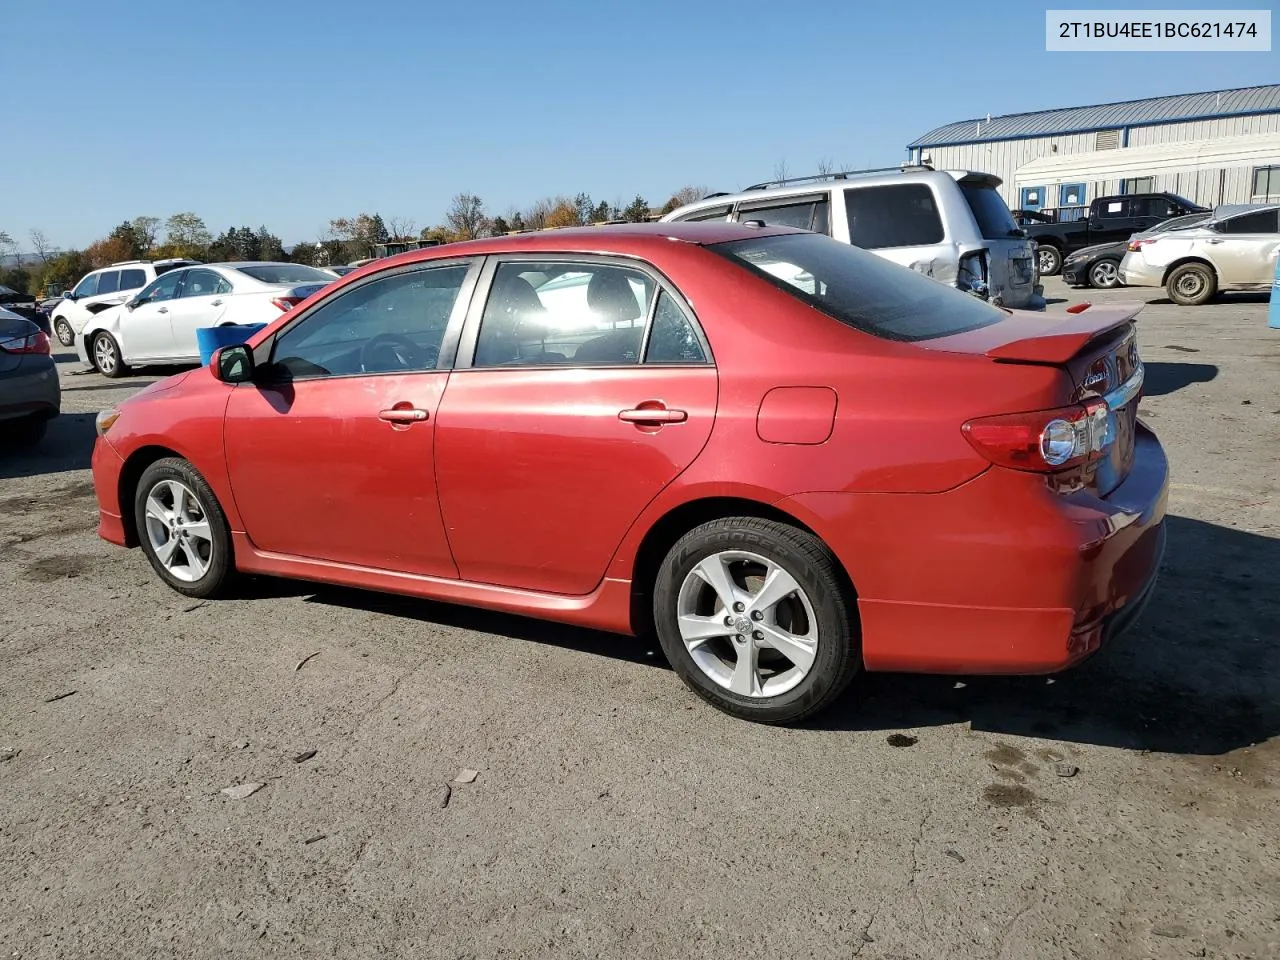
1061, 241, 1126, 289
0, 308, 60, 447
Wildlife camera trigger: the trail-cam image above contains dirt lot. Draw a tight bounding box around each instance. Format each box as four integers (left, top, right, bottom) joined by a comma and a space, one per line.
2, 279, 1278, 960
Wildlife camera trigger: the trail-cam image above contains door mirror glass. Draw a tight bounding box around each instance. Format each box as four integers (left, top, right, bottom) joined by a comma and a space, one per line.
61, 290, 73, 300
212, 344, 255, 383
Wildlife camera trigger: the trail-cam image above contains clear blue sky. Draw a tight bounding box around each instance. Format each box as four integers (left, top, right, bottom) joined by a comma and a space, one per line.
6, 0, 1276, 250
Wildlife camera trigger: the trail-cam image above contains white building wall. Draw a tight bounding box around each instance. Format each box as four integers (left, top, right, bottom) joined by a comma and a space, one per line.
912, 112, 1280, 208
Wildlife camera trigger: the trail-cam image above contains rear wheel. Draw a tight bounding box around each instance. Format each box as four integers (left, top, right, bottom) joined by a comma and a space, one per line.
1088, 258, 1120, 289
1166, 263, 1216, 306
92, 332, 130, 378
134, 458, 236, 599
53, 318, 74, 347
653, 518, 859, 724
1036, 244, 1062, 276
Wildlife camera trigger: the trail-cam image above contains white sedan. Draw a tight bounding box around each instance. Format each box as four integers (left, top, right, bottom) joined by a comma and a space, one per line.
77, 262, 335, 377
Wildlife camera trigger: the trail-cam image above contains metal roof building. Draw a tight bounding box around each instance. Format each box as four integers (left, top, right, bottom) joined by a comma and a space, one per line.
906, 85, 1280, 213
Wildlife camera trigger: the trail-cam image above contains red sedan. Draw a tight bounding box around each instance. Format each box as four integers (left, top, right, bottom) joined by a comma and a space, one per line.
90, 222, 1167, 724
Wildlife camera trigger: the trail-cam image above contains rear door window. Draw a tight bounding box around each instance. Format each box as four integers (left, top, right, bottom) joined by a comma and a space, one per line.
118, 268, 147, 291
710, 232, 1005, 342
1096, 199, 1132, 219
737, 195, 830, 234
95, 271, 121, 295
844, 184, 943, 248
676, 204, 732, 222
1218, 209, 1280, 233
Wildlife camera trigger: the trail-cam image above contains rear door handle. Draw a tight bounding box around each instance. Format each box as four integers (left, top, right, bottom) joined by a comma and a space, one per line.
157, 306, 168, 313
1206, 238, 1224, 244
378, 408, 429, 423
619, 406, 687, 424
211, 299, 223, 306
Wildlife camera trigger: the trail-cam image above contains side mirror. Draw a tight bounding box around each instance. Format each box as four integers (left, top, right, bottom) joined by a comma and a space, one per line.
211, 344, 255, 384
62, 290, 76, 301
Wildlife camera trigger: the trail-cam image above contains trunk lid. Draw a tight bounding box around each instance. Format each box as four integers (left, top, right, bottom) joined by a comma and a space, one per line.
924, 302, 1145, 496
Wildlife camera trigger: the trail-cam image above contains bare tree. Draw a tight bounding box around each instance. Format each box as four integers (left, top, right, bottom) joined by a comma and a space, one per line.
386, 216, 418, 241
445, 194, 489, 241
772, 159, 790, 184
28, 229, 54, 262
815, 158, 836, 179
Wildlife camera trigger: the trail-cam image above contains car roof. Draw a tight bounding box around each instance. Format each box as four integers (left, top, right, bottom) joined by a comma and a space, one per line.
371, 222, 804, 270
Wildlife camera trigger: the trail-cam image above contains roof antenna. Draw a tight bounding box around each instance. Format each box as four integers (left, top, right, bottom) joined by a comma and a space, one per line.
986, 112, 992, 122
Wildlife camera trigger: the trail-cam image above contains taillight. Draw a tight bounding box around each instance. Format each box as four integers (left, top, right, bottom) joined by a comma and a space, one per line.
0, 330, 51, 355
963, 400, 1110, 473
1127, 238, 1155, 253
271, 296, 303, 312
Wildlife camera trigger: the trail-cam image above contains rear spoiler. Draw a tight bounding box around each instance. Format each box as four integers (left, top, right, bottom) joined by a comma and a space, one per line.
986, 302, 1142, 364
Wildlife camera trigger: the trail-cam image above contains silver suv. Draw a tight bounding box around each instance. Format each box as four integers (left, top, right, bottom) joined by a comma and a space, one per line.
661, 166, 1040, 309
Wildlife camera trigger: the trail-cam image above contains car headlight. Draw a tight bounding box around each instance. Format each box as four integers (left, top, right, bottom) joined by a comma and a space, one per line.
95, 408, 121, 437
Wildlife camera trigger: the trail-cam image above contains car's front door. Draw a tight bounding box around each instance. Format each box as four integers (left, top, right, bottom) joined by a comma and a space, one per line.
121, 271, 185, 359
223, 260, 479, 577
434, 257, 718, 595
1208, 209, 1280, 285
165, 268, 231, 359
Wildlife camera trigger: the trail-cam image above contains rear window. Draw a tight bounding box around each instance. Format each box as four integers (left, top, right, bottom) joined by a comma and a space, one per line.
1217, 209, 1279, 234
119, 268, 147, 291
960, 184, 1020, 240
844, 184, 943, 248
233, 264, 335, 284
710, 232, 1005, 342
96, 271, 120, 295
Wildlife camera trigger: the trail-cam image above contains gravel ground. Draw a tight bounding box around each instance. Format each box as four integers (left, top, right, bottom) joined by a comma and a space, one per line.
2, 278, 1278, 960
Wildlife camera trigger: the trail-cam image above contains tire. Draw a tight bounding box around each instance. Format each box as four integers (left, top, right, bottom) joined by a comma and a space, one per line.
652, 517, 860, 725
7, 416, 48, 448
1166, 262, 1217, 306
1088, 258, 1121, 289
133, 458, 236, 599
53, 318, 74, 347
1036, 244, 1062, 277
92, 332, 130, 378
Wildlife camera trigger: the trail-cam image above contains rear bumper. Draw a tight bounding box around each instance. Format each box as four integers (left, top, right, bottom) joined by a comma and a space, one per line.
781, 424, 1169, 674
1116, 257, 1162, 288
92, 436, 130, 547
0, 358, 60, 421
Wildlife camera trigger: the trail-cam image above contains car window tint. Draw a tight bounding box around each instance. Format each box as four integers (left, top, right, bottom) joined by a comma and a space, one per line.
676, 205, 732, 222
234, 264, 334, 284
271, 265, 468, 380
710, 232, 1005, 342
739, 197, 829, 234
138, 271, 185, 305
845, 184, 943, 248
645, 292, 706, 364
73, 273, 100, 298
960, 184, 1020, 240
118, 268, 147, 291
181, 269, 232, 298
1219, 209, 1280, 233
95, 271, 121, 295
1096, 199, 1131, 219
474, 262, 655, 367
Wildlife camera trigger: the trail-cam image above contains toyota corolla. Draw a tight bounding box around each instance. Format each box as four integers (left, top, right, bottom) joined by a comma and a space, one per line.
90, 222, 1167, 724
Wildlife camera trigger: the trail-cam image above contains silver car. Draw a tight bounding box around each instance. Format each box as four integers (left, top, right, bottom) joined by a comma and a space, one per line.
1118, 204, 1280, 306
661, 165, 1040, 308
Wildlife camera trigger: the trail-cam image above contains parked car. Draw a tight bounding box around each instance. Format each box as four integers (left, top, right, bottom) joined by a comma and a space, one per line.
50, 259, 200, 348
0, 309, 59, 447
77, 262, 335, 377
1061, 212, 1212, 289
1013, 209, 1057, 226
1118, 204, 1280, 305
661, 165, 1040, 308
1024, 193, 1207, 276
322, 265, 358, 277
90, 222, 1166, 725
0, 285, 48, 334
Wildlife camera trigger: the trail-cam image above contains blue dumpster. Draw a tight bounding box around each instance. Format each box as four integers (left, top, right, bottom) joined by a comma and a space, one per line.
196, 324, 267, 365
1270, 253, 1280, 330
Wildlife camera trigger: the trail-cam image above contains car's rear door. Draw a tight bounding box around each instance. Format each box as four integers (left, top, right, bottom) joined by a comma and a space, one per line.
433, 256, 717, 595
1087, 198, 1141, 245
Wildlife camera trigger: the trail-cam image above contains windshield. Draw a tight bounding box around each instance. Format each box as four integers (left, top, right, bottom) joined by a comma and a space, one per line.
710, 232, 1006, 342
960, 183, 1021, 239
1167, 194, 1206, 211
233, 264, 335, 285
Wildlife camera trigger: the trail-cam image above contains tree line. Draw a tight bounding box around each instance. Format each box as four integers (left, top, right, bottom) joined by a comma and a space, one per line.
0, 184, 708, 299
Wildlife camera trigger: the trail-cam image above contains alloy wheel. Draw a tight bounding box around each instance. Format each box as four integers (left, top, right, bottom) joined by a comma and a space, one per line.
1090, 260, 1119, 288
143, 480, 214, 583
54, 319, 74, 347
94, 335, 117, 374
676, 550, 819, 698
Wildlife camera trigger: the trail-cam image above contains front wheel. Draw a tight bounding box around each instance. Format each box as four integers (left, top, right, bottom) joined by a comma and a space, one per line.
54, 318, 74, 347
1088, 258, 1120, 289
134, 458, 236, 599
92, 332, 130, 378
653, 518, 860, 724
1036, 245, 1062, 276
1166, 263, 1217, 306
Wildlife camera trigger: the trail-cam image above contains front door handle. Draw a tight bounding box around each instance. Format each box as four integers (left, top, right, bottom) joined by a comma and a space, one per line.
378, 407, 429, 423
211, 299, 223, 306
1206, 238, 1224, 244
619, 405, 687, 425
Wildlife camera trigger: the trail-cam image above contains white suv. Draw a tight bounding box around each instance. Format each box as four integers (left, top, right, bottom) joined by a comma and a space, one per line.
50, 259, 198, 347
661, 166, 1041, 309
